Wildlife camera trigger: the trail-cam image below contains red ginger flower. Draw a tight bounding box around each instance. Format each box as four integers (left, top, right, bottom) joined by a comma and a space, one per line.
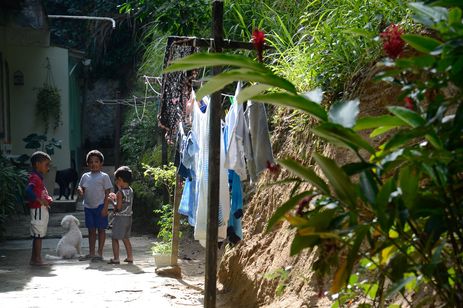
404, 97, 415, 110
252, 29, 265, 62
380, 24, 405, 59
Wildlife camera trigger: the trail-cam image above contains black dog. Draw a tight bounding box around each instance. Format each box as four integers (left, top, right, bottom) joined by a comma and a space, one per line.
55, 167, 78, 200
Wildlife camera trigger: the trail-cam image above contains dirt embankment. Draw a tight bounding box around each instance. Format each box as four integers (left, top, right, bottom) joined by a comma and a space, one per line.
217, 64, 402, 307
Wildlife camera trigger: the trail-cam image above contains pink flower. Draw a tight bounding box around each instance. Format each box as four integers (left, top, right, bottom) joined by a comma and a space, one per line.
252, 29, 265, 62
380, 24, 405, 59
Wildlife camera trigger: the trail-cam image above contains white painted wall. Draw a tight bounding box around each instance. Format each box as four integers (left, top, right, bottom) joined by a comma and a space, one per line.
6, 45, 71, 170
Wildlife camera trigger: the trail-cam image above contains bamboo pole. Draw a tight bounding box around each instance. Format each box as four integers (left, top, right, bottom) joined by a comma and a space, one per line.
204, 2, 223, 307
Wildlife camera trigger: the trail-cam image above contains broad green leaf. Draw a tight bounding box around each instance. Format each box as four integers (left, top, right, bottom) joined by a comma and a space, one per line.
312, 123, 375, 154
370, 126, 397, 138
387, 106, 425, 128
196, 69, 296, 100
402, 34, 442, 54
236, 84, 272, 103
290, 233, 319, 255
330, 259, 348, 293
313, 153, 357, 208
360, 171, 378, 206
252, 92, 328, 121
375, 178, 395, 230
342, 162, 376, 176
431, 1, 463, 8
399, 166, 419, 209
267, 191, 314, 230
354, 115, 406, 131
163, 52, 268, 73
328, 99, 359, 128
385, 276, 415, 299
408, 2, 449, 27
380, 245, 396, 265
299, 209, 336, 232
448, 7, 463, 25
344, 225, 369, 290
278, 158, 330, 195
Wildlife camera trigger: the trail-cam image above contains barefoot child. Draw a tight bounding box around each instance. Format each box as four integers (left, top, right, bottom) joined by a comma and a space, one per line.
25, 151, 53, 266
108, 166, 134, 264
78, 150, 112, 261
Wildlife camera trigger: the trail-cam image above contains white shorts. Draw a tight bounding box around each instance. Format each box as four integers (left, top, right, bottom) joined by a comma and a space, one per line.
30, 206, 49, 238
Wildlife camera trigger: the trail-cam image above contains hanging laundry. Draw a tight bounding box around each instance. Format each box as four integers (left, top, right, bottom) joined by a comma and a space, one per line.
159, 41, 197, 143
192, 95, 230, 247
223, 123, 243, 244
224, 82, 250, 180
244, 100, 275, 183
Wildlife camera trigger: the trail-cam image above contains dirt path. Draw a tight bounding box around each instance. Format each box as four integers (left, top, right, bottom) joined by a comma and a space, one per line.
0, 208, 207, 307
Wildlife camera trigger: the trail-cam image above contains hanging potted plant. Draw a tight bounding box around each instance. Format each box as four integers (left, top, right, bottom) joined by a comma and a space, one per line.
36, 58, 61, 133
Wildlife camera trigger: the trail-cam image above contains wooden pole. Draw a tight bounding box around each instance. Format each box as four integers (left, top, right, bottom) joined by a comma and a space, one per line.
171, 173, 182, 266
204, 1, 223, 307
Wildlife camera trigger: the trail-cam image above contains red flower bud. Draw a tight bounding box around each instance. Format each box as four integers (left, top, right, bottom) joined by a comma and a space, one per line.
266, 161, 280, 174
404, 97, 414, 110
380, 24, 405, 59
252, 29, 265, 62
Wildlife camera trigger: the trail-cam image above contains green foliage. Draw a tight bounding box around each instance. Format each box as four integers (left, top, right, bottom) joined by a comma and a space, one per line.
0, 156, 28, 239
22, 133, 62, 156
164, 1, 463, 304
153, 203, 173, 243
142, 162, 176, 201
36, 85, 61, 133
264, 267, 290, 297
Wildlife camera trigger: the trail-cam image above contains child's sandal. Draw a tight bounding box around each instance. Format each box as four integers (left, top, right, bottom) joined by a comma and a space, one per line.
123, 258, 133, 264
108, 258, 120, 264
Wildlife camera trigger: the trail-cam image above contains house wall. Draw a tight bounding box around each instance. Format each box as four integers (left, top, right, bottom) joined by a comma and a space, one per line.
4, 45, 71, 170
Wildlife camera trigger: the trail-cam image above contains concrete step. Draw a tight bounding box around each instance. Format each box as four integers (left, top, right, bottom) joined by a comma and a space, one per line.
50, 195, 78, 213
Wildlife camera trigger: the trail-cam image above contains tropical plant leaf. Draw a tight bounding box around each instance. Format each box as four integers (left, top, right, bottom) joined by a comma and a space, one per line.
313, 153, 357, 208
408, 2, 449, 27
267, 191, 314, 231
385, 276, 415, 299
402, 34, 442, 54
342, 162, 376, 176
236, 84, 272, 103
354, 115, 406, 131
252, 92, 328, 121
163, 52, 268, 73
387, 106, 426, 128
328, 99, 360, 128
290, 233, 320, 256
399, 166, 419, 209
360, 171, 378, 206
278, 158, 330, 195
312, 123, 375, 154
196, 68, 297, 100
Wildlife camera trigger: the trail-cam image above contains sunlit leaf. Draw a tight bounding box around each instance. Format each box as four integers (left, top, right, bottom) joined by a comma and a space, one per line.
385, 276, 415, 299
313, 153, 357, 208
402, 34, 442, 54
196, 68, 296, 100
279, 158, 330, 195
285, 213, 309, 226
312, 123, 375, 154
236, 84, 272, 103
163, 52, 269, 73
387, 106, 425, 128
302, 87, 324, 104
408, 2, 448, 27
267, 191, 314, 230
252, 92, 328, 121
328, 99, 360, 128
354, 115, 406, 131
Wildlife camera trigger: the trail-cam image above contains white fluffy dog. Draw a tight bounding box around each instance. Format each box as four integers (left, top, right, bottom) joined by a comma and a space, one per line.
56, 215, 82, 259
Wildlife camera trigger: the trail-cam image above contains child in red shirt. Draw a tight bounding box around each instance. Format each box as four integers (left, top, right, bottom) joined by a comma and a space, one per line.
25, 151, 53, 266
